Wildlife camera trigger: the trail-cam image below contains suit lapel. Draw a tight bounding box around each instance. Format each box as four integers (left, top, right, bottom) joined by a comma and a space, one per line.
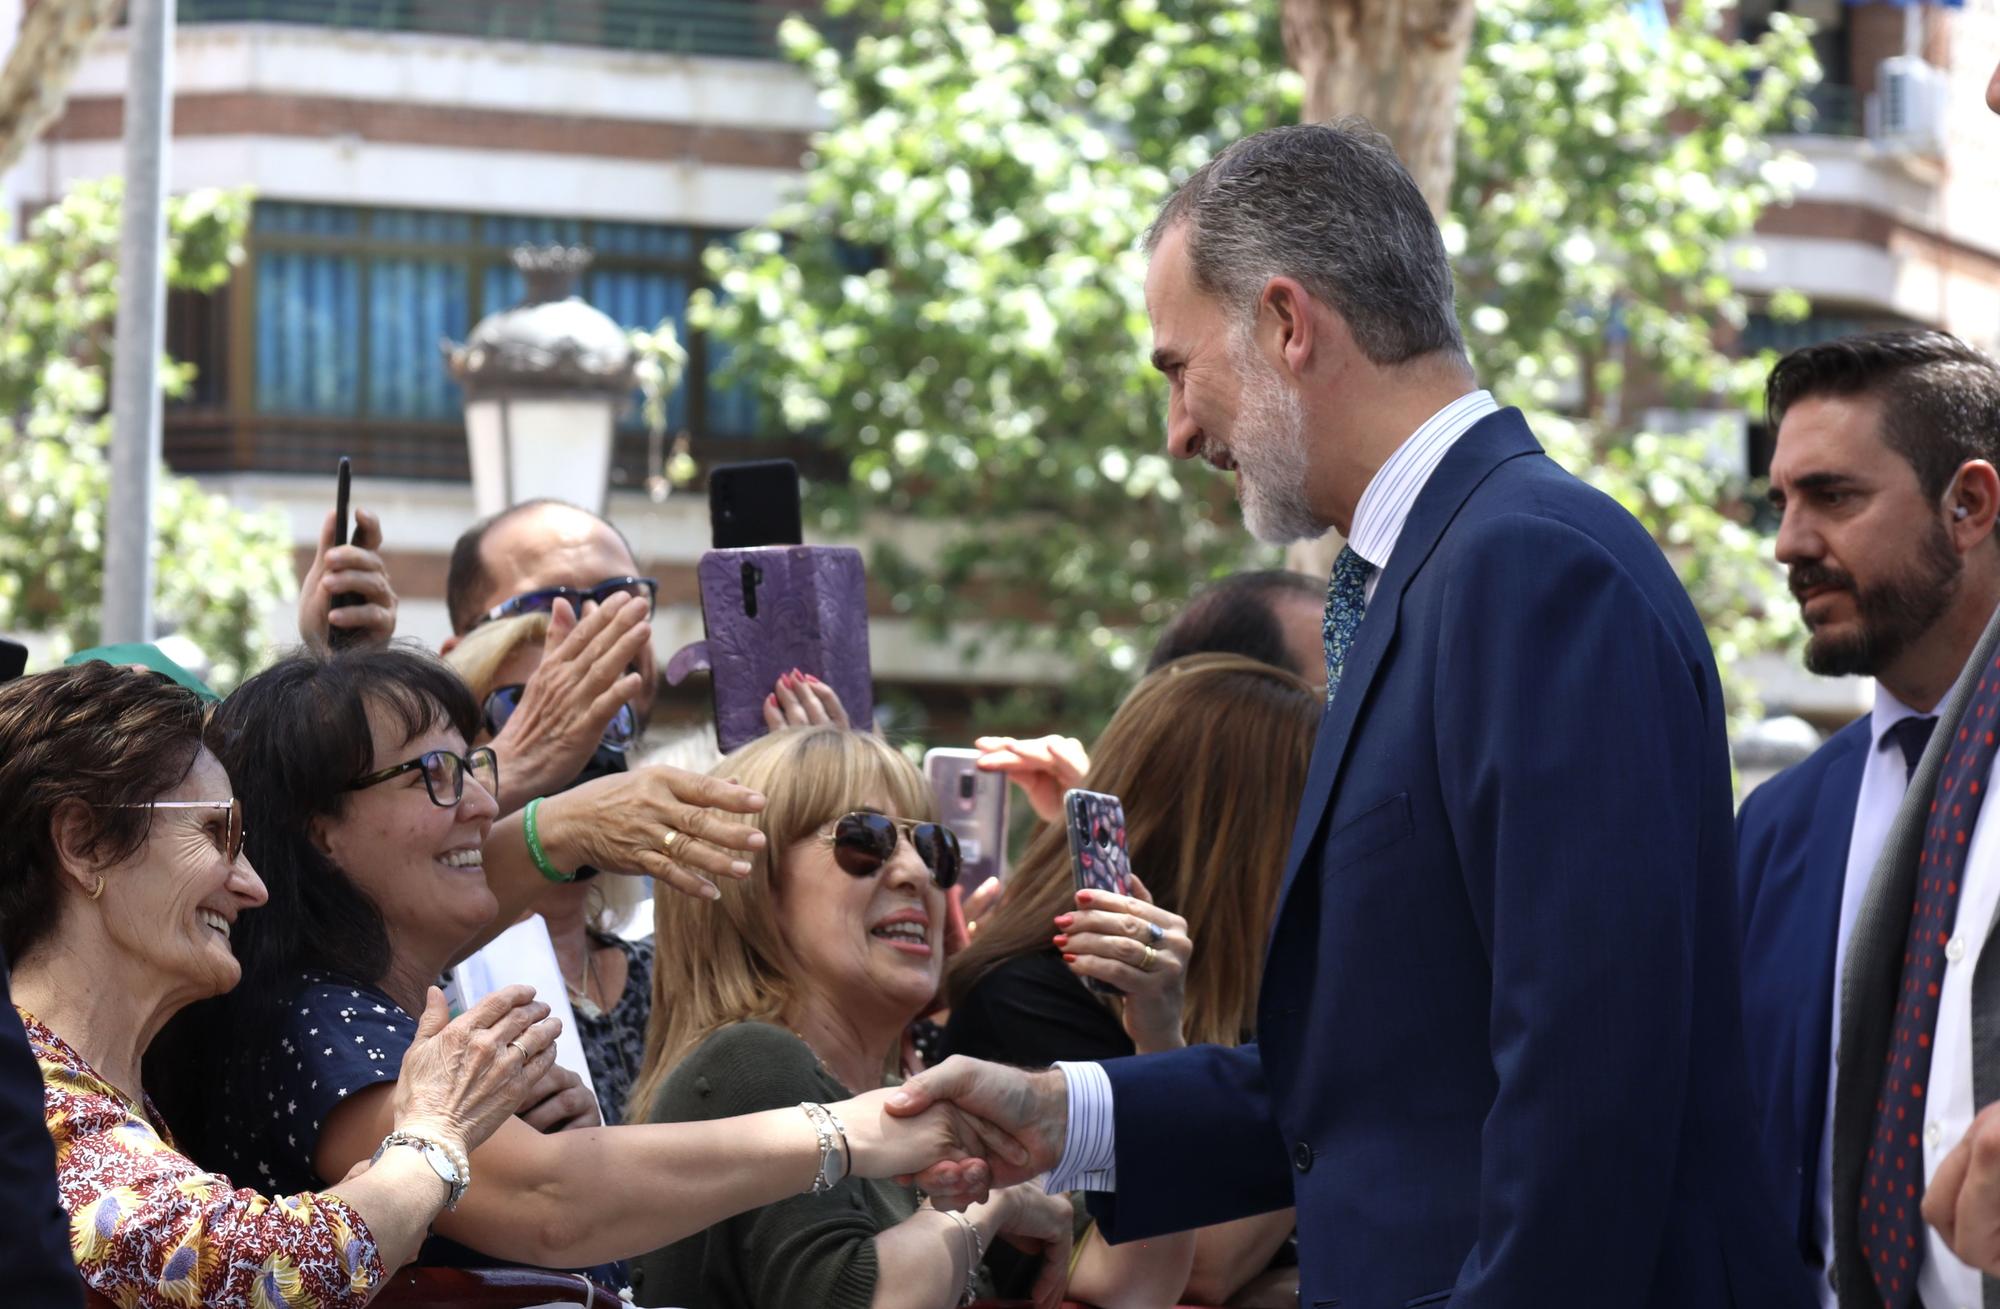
1271, 409, 1543, 929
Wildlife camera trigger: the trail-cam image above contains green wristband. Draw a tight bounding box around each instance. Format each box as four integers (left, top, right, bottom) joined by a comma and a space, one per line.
523, 797, 573, 883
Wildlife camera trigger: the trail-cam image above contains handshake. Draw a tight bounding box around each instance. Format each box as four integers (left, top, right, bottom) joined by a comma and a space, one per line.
839, 1058, 1074, 1206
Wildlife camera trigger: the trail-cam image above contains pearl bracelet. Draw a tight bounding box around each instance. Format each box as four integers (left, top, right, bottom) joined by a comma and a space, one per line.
799, 1102, 851, 1194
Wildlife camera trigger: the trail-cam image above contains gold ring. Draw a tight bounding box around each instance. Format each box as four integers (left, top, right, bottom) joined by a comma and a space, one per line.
663, 830, 689, 861
1140, 944, 1157, 972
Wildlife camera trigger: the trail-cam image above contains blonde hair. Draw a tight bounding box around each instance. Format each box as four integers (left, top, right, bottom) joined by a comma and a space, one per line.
442, 612, 549, 699
947, 654, 1319, 1048
629, 726, 935, 1119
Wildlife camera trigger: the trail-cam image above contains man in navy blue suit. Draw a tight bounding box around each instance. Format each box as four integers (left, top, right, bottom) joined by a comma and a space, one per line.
1734, 332, 2000, 1305
893, 120, 1811, 1306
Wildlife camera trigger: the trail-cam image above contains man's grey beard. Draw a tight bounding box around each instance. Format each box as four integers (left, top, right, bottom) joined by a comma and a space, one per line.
1227, 334, 1327, 546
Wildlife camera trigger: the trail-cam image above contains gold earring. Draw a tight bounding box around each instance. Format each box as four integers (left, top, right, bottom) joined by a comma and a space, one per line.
86, 874, 105, 901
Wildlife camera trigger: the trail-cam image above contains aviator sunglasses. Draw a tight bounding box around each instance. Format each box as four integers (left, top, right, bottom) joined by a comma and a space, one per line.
470, 576, 659, 630
821, 812, 962, 889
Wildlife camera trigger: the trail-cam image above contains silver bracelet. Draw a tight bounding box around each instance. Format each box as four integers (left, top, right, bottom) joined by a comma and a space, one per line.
799, 1102, 851, 1194
941, 1207, 983, 1308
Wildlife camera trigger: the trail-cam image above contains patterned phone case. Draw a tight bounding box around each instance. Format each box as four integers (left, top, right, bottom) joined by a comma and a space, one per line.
1064, 789, 1131, 995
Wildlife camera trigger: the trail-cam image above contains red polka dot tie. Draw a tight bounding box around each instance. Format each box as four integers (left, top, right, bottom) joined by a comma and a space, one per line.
1860, 661, 2000, 1306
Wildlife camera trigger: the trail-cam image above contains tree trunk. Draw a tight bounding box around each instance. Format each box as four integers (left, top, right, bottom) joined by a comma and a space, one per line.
1279, 0, 1476, 582
0, 0, 124, 177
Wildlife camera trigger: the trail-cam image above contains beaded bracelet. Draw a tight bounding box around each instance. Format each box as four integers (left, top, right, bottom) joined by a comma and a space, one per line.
941, 1208, 983, 1308
523, 797, 573, 884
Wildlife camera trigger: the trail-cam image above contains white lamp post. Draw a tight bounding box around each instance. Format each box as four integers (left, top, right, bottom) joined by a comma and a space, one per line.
446, 245, 635, 518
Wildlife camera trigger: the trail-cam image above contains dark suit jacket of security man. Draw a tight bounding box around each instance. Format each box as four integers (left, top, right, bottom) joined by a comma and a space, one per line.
1086, 408, 1815, 1308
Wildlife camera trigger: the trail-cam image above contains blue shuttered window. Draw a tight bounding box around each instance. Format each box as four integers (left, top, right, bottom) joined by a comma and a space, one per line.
249, 203, 756, 438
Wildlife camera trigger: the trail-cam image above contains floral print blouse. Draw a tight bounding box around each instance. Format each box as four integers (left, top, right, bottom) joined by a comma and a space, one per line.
21, 1008, 384, 1309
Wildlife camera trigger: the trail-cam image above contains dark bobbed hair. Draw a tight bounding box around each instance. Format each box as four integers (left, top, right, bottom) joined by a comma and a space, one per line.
1147, 569, 1323, 679
0, 663, 206, 963
1765, 329, 2000, 501
445, 497, 638, 635
147, 643, 479, 1160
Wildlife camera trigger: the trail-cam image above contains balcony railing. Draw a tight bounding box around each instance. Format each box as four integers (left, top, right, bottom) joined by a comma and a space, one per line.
176, 0, 806, 60
1794, 82, 1863, 138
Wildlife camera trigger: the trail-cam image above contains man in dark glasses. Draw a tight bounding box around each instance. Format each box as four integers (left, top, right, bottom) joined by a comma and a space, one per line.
442, 499, 660, 809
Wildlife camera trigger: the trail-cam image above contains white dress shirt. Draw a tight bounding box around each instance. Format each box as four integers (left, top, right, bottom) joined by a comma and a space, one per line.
1042, 389, 1500, 1196
1917, 717, 2000, 1309
1807, 686, 1930, 1308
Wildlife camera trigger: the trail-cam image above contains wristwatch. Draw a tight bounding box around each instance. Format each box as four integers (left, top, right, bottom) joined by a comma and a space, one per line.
372, 1131, 469, 1210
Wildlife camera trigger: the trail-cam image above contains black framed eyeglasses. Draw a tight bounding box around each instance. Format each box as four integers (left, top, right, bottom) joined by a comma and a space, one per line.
820, 812, 961, 889
483, 684, 636, 754
471, 576, 659, 629
116, 798, 245, 863
348, 748, 500, 808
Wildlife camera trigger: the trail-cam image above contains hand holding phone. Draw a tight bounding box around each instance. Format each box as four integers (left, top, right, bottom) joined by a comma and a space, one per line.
1064, 788, 1132, 996
926, 748, 1009, 897
299, 457, 399, 650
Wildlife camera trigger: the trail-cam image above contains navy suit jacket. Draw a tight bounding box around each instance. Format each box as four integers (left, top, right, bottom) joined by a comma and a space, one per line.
1088, 410, 1812, 1309
1734, 717, 1871, 1267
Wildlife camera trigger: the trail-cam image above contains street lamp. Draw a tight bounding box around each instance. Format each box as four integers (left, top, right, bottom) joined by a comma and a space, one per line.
446, 245, 635, 518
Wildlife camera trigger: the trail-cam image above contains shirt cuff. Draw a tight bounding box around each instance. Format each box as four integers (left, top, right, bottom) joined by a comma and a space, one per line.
1042, 1060, 1116, 1194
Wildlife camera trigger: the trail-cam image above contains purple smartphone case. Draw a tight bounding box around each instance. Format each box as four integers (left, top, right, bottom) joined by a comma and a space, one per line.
663, 545, 876, 753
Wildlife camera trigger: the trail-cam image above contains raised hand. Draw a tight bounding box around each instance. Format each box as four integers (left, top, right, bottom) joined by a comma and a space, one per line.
1925, 1101, 2000, 1271
299, 507, 399, 648
974, 734, 1089, 824
488, 594, 651, 811
534, 763, 766, 903
886, 1056, 1069, 1204
763, 669, 852, 731
1059, 874, 1190, 1054
391, 985, 560, 1157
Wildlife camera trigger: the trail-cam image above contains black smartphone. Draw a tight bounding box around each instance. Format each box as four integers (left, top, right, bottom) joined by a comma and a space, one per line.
0, 636, 26, 684
1063, 788, 1132, 996
329, 456, 364, 647
709, 459, 803, 549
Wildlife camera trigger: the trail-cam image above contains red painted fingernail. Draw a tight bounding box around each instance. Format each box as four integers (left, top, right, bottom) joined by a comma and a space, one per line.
805, 673, 821, 684
1053, 913, 1074, 927
766, 693, 776, 705
1052, 934, 1068, 947
1077, 892, 1093, 905
1062, 953, 1078, 963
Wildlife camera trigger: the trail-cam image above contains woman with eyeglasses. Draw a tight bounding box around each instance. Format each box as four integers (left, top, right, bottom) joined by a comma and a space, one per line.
625, 726, 1190, 1309
0, 662, 561, 1307
445, 612, 659, 1128
149, 646, 990, 1294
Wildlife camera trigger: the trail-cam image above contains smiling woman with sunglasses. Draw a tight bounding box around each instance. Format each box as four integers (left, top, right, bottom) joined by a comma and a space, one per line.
0, 662, 560, 1308
149, 647, 990, 1296
626, 726, 1177, 1309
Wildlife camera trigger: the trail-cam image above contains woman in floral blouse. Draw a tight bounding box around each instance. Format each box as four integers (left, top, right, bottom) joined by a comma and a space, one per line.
0, 662, 559, 1308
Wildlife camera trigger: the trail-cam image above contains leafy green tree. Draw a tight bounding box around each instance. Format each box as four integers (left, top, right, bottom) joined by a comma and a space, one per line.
704, 0, 1815, 735
0, 178, 291, 689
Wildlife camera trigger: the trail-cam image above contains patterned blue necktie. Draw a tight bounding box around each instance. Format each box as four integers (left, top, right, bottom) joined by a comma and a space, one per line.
1322, 545, 1376, 703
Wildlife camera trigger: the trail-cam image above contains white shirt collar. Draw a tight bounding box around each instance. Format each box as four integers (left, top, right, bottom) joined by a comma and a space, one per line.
1346, 390, 1500, 575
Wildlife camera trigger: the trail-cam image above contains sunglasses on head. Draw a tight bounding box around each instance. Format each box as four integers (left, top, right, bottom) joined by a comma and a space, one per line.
471, 576, 659, 630
117, 798, 246, 864
822, 812, 961, 889
484, 684, 636, 754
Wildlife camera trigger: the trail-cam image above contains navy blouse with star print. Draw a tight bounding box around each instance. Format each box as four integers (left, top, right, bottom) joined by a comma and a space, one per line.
214, 970, 620, 1284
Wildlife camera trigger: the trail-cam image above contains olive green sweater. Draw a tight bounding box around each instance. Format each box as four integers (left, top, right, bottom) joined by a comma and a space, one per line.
631, 1022, 1001, 1309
